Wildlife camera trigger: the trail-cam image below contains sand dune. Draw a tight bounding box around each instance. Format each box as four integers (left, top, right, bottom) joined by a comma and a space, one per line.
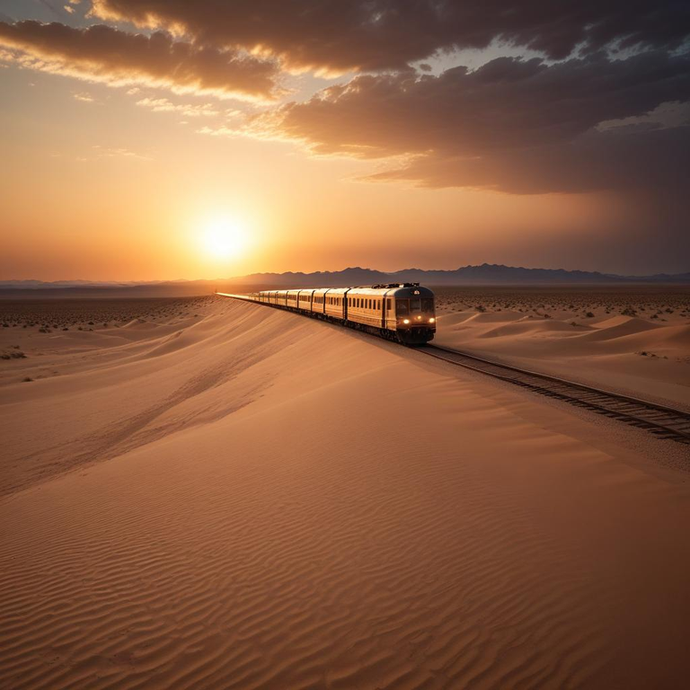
1, 297, 690, 689
435, 294, 690, 408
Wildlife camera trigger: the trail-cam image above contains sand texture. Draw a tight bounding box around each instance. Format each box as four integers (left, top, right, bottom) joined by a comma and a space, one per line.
433, 287, 690, 408
1, 296, 690, 689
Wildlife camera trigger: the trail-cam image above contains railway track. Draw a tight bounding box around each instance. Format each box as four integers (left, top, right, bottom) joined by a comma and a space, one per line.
218, 292, 690, 446
419, 344, 690, 445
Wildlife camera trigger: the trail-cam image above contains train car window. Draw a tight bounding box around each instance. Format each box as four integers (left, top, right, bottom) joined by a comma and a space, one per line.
386, 298, 391, 310
410, 298, 421, 312
397, 299, 409, 315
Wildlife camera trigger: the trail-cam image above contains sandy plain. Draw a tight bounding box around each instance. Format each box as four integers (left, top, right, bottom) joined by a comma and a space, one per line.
1, 293, 689, 689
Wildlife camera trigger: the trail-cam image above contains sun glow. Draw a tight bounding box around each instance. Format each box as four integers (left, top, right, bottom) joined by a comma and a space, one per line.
200, 216, 250, 260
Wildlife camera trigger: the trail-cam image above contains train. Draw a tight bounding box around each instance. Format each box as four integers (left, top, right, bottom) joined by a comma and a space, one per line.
227, 283, 436, 345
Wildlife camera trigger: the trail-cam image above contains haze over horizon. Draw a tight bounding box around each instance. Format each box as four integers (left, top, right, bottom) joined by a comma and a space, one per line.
3, 261, 690, 288
1, 0, 689, 281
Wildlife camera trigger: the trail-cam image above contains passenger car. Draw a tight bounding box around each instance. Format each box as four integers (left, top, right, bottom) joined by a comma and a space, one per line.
242, 283, 436, 345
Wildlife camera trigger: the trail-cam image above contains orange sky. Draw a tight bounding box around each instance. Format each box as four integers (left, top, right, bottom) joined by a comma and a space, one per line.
1, 1, 688, 280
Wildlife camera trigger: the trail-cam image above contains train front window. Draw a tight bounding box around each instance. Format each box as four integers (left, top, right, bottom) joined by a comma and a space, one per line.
410, 298, 421, 312
396, 299, 409, 315
422, 298, 434, 313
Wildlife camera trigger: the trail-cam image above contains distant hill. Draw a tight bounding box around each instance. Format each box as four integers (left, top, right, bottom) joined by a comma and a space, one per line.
235, 264, 690, 287
1, 264, 689, 297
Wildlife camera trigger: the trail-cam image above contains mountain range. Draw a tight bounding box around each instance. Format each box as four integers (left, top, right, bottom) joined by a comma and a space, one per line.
1, 264, 689, 297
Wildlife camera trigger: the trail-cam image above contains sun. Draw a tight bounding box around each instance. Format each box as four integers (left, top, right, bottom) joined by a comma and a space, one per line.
200, 216, 249, 260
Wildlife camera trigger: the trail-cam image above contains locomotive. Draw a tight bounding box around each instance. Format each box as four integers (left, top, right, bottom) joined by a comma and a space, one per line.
235, 283, 436, 345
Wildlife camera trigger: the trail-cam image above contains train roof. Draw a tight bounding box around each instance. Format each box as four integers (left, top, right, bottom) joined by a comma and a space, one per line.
260, 284, 434, 297
347, 285, 434, 298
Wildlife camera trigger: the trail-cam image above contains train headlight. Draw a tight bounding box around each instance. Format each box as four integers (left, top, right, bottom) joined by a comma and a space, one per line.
429, 317, 435, 323
403, 318, 410, 325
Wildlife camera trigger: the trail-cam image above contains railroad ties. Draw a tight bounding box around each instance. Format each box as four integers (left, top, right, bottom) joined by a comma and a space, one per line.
420, 344, 690, 445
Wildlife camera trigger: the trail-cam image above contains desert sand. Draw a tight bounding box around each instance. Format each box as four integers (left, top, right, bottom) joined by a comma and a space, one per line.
1, 295, 690, 689
434, 287, 690, 409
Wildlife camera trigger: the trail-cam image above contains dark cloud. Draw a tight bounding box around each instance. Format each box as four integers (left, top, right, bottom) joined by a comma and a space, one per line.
258, 51, 690, 194
0, 20, 278, 99
365, 125, 690, 194
91, 0, 690, 72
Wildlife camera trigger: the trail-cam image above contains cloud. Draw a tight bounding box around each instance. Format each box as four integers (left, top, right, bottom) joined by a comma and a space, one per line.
135, 97, 220, 117
0, 20, 279, 100
75, 145, 152, 162
365, 125, 690, 194
90, 0, 690, 72
255, 50, 690, 194
72, 90, 95, 102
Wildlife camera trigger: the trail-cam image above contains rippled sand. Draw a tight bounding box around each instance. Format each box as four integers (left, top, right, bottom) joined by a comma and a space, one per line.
1, 297, 689, 689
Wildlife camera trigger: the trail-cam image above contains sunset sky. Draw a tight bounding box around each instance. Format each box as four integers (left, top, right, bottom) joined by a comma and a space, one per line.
1, 0, 689, 281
